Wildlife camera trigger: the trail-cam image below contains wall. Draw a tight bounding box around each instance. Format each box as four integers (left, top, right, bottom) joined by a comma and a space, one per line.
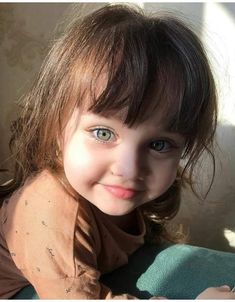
0, 2, 235, 252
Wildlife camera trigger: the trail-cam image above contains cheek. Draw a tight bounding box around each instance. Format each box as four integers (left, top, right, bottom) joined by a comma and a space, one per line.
150, 158, 179, 192
63, 136, 107, 189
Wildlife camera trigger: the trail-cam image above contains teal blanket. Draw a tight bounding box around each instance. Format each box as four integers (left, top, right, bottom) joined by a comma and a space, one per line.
13, 244, 235, 299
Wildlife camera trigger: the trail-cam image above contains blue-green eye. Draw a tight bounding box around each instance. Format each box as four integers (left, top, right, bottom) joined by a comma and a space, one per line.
150, 140, 173, 152
93, 128, 114, 142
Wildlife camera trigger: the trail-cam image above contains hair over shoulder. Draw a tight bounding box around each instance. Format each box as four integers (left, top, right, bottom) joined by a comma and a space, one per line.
0, 4, 217, 242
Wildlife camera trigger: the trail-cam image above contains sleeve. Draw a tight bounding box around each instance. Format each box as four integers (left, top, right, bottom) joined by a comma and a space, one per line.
3, 183, 137, 299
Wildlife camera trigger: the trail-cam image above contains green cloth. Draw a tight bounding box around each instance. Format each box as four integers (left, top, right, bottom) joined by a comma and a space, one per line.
12, 244, 235, 299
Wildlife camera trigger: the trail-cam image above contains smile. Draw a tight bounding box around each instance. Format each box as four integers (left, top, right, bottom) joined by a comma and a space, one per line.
103, 185, 138, 199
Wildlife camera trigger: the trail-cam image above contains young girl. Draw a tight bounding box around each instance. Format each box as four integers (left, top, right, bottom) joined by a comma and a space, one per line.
0, 4, 234, 299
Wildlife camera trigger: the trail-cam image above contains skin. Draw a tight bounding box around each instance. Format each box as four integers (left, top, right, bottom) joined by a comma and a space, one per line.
196, 286, 235, 299
151, 285, 235, 299
62, 108, 185, 220
61, 108, 235, 300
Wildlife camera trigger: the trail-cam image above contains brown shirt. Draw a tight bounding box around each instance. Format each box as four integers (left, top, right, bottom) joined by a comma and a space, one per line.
0, 170, 146, 299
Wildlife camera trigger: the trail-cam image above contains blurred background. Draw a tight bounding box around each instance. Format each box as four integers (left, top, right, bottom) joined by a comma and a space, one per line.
0, 2, 235, 252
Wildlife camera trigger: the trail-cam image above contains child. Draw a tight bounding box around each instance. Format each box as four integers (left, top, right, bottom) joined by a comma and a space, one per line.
0, 4, 234, 299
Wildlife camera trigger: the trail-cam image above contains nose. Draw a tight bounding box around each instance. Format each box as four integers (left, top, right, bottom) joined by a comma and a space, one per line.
110, 145, 144, 180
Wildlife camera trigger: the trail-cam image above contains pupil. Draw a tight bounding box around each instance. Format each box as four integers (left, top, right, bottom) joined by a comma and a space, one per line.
153, 141, 164, 150
97, 129, 110, 141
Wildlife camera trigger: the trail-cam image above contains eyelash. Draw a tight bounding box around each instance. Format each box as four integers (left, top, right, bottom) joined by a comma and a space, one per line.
89, 127, 178, 152
149, 139, 177, 153
89, 127, 116, 144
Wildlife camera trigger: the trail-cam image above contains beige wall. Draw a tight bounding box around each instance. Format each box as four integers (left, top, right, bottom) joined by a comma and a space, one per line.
0, 3, 71, 180
1, 3, 235, 252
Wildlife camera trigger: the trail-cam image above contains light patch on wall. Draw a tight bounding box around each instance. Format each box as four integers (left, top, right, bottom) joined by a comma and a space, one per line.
224, 228, 235, 248
109, 1, 144, 8
202, 2, 235, 127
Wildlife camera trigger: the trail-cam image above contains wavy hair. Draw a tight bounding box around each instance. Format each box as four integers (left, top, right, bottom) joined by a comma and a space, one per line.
0, 4, 217, 243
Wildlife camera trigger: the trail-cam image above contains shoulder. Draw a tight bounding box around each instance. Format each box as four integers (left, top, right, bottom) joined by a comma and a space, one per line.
10, 169, 77, 211
3, 170, 79, 242
2, 170, 79, 274
19, 169, 71, 202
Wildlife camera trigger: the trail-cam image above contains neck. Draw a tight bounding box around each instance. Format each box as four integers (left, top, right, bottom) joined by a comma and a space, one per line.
105, 210, 139, 234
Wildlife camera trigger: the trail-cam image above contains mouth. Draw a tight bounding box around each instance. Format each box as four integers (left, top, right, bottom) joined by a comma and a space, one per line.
102, 184, 139, 200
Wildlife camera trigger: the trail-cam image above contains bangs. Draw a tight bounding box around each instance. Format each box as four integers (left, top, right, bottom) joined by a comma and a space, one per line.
88, 34, 187, 130
70, 7, 213, 144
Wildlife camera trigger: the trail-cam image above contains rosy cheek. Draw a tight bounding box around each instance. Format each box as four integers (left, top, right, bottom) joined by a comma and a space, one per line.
64, 147, 91, 178
64, 138, 106, 184
150, 161, 178, 191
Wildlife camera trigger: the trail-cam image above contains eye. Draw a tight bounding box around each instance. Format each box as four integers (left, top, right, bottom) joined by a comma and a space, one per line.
150, 140, 174, 152
92, 128, 115, 142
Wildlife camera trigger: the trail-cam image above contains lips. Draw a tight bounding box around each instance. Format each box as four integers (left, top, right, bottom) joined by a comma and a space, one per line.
103, 185, 138, 199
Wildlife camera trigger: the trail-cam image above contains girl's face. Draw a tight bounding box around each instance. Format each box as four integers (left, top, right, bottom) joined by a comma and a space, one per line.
62, 108, 185, 216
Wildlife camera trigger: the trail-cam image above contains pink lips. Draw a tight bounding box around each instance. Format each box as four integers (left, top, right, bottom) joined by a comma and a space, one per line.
104, 185, 137, 199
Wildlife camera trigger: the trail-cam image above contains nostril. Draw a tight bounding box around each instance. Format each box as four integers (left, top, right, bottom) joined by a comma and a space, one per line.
110, 168, 145, 182
110, 150, 142, 179
111, 170, 123, 177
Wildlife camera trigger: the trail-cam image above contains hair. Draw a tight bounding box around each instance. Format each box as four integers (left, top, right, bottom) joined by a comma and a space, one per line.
0, 4, 217, 243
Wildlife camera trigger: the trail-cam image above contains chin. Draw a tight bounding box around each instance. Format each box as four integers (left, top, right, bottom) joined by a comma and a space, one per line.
97, 204, 136, 217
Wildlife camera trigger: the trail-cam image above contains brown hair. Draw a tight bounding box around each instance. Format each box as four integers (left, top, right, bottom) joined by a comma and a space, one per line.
0, 4, 217, 243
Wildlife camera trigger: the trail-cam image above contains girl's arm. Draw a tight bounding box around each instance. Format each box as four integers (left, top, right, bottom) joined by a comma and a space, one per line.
196, 286, 235, 299
2, 171, 138, 299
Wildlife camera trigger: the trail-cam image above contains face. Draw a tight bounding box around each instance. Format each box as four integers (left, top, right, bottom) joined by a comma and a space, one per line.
62, 108, 185, 217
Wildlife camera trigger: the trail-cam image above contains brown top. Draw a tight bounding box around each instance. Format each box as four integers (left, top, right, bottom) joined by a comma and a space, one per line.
0, 170, 146, 299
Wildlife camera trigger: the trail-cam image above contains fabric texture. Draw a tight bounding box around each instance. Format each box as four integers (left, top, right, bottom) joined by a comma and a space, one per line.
13, 243, 235, 299
104, 243, 235, 299
0, 170, 145, 299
